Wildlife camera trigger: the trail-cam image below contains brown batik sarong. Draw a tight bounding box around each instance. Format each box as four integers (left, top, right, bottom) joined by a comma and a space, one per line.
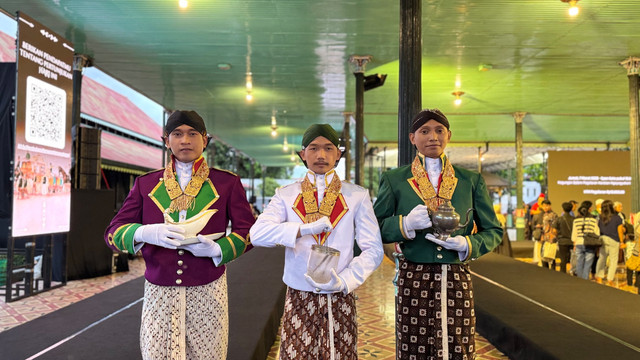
396, 261, 475, 360
140, 273, 229, 360
279, 287, 357, 360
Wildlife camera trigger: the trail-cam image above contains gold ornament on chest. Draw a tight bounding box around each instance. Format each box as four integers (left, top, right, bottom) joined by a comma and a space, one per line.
301, 174, 341, 223
163, 158, 209, 213
409, 155, 458, 211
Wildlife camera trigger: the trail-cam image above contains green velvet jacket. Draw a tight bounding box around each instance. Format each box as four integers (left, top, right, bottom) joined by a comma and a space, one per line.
373, 156, 502, 264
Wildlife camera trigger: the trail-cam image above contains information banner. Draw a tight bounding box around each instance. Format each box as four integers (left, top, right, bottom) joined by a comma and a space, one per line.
12, 12, 74, 237
547, 150, 631, 213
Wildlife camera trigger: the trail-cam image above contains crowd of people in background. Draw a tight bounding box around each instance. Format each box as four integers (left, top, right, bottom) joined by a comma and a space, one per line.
524, 195, 640, 294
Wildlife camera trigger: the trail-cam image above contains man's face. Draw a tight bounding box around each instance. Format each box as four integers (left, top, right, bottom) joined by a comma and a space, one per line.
300, 136, 341, 175
542, 203, 551, 212
615, 203, 623, 213
165, 124, 207, 163
409, 120, 451, 159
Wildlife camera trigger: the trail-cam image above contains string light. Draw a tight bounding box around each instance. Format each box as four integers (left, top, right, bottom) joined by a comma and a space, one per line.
245, 73, 253, 90
245, 72, 253, 102
270, 114, 278, 137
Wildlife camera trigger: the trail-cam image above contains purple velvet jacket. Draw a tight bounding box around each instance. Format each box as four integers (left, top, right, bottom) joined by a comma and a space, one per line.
104, 166, 255, 287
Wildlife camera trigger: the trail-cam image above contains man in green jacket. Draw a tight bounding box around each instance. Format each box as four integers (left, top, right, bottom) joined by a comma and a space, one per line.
373, 108, 502, 360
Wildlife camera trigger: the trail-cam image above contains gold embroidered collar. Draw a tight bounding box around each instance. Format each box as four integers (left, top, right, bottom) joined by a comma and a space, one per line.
163, 155, 210, 213
410, 154, 457, 210
300, 169, 342, 225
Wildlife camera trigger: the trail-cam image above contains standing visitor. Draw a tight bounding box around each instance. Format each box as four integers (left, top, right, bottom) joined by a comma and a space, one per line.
595, 200, 624, 286
553, 202, 575, 273
572, 201, 600, 280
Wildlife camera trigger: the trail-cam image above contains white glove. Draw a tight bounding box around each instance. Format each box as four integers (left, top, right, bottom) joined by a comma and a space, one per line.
134, 224, 185, 249
181, 234, 222, 258
425, 234, 469, 258
403, 205, 432, 238
304, 269, 346, 294
299, 217, 333, 237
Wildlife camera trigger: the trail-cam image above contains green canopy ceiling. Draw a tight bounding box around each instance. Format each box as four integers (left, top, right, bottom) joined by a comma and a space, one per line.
1, 0, 638, 170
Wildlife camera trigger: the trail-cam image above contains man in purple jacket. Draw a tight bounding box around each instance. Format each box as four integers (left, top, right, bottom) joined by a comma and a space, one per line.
105, 110, 255, 360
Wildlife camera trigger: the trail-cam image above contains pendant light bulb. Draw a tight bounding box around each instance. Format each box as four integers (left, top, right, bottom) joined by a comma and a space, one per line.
452, 91, 465, 107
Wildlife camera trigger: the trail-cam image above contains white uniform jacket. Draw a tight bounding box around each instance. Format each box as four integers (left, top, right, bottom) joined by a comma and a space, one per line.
250, 171, 383, 294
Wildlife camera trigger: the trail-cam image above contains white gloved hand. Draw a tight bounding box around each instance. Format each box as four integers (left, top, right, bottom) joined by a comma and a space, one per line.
134, 223, 185, 249
402, 205, 432, 239
182, 234, 222, 258
425, 234, 468, 253
304, 269, 346, 293
404, 205, 432, 232
299, 217, 333, 237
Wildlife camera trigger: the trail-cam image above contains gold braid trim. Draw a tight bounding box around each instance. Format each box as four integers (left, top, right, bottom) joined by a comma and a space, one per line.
439, 157, 457, 200
163, 157, 210, 213
301, 172, 342, 224
411, 156, 436, 202
301, 176, 320, 221
410, 155, 458, 211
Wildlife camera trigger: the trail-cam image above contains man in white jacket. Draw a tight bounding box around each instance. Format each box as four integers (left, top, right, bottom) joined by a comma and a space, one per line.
250, 124, 383, 360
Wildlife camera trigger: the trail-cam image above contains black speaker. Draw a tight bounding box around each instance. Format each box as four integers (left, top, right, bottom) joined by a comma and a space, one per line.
77, 127, 101, 190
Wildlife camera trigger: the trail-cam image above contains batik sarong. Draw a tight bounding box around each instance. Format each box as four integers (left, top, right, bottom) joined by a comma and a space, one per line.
140, 273, 228, 360
279, 287, 357, 360
396, 261, 475, 360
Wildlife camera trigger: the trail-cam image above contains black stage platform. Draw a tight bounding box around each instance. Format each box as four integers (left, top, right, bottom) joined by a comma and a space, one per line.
472, 252, 640, 360
0, 246, 286, 360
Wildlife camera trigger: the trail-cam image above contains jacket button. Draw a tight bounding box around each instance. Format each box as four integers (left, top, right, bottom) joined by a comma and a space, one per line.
437, 246, 442, 251
436, 254, 443, 259
177, 269, 183, 275
175, 279, 182, 285
177, 260, 184, 266
178, 250, 184, 255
